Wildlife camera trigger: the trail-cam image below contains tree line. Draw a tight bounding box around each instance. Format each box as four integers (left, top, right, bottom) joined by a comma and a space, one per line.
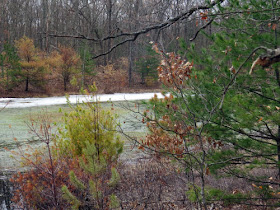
0, 36, 90, 93
0, 0, 210, 93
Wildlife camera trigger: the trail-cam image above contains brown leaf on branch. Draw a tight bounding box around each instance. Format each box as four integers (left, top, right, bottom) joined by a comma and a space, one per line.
206, 167, 210, 175
200, 11, 208, 21
272, 24, 277, 31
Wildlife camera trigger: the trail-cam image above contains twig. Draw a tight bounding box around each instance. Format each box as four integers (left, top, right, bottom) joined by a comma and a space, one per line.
92, 35, 139, 59
190, 18, 214, 41
47, 0, 224, 59
0, 101, 10, 111
219, 46, 267, 109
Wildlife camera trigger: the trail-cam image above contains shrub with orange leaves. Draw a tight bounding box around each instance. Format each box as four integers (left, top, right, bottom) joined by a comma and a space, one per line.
10, 157, 78, 209
141, 92, 220, 160
96, 62, 128, 93
9, 115, 79, 209
57, 45, 81, 91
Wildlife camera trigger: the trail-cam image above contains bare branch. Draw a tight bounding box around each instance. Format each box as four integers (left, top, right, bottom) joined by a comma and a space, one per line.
190, 18, 214, 41
92, 34, 139, 59
47, 0, 224, 59
47, 33, 98, 41
250, 47, 280, 74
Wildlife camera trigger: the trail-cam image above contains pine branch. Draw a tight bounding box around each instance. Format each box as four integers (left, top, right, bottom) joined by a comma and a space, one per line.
219, 47, 266, 109
61, 185, 81, 210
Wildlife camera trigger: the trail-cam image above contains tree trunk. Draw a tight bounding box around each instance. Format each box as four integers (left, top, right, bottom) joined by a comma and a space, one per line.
94, 29, 106, 66
277, 127, 280, 178
45, 0, 50, 52
6, 71, 9, 91
128, 42, 133, 87
25, 76, 29, 92
1, 60, 4, 78
42, 0, 47, 50
82, 47, 85, 89
64, 78, 67, 91
106, 0, 112, 63
276, 68, 280, 178
141, 71, 145, 84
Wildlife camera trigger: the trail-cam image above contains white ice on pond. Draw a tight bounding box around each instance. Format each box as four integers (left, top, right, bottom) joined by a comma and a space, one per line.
0, 92, 165, 109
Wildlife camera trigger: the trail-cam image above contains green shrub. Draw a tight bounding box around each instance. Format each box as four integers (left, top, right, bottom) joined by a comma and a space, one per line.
58, 86, 123, 209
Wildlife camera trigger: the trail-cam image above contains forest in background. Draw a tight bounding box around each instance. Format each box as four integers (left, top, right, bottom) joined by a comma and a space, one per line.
2, 0, 280, 209
0, 0, 210, 97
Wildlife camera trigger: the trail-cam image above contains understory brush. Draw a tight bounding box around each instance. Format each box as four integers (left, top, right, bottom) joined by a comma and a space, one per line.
10, 87, 123, 209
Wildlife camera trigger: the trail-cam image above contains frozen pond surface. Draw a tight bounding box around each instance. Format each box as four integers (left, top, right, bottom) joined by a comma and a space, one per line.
0, 92, 164, 109
0, 92, 164, 171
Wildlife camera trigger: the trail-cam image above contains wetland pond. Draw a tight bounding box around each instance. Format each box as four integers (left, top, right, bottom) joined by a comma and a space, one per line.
0, 92, 163, 209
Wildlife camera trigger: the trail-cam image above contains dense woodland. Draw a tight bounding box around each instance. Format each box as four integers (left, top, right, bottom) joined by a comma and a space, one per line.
2, 0, 280, 209
0, 0, 211, 96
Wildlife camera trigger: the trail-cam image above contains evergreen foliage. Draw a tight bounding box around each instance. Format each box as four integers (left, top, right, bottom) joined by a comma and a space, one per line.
141, 0, 280, 207
183, 0, 280, 179
61, 185, 81, 210
79, 43, 96, 88
0, 43, 21, 90
58, 87, 123, 158
186, 185, 249, 205
58, 85, 123, 209
136, 45, 160, 85
62, 142, 121, 209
